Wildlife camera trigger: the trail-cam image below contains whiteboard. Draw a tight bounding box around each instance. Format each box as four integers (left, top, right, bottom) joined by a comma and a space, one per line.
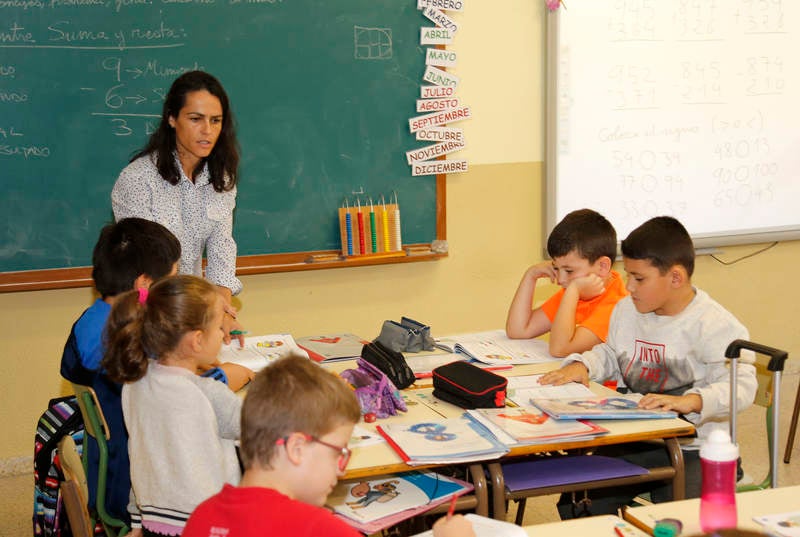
546, 0, 800, 249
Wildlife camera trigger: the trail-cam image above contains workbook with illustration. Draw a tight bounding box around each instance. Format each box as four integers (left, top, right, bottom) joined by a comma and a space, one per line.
327, 470, 472, 533
466, 406, 608, 446
531, 394, 678, 420
436, 330, 559, 365
217, 334, 309, 372
376, 415, 509, 465
295, 333, 369, 362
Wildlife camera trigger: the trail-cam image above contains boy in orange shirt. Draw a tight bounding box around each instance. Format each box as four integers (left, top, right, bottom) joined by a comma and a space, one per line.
506, 209, 626, 357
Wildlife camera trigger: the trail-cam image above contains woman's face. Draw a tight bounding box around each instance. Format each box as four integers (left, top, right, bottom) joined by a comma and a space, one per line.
168, 89, 223, 171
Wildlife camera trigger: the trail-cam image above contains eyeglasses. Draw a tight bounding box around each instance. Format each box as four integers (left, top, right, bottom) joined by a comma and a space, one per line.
276, 433, 352, 472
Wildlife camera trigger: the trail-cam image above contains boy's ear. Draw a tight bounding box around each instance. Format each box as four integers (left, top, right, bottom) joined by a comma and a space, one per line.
133, 273, 154, 290
669, 265, 688, 287
282, 432, 308, 467
594, 256, 612, 276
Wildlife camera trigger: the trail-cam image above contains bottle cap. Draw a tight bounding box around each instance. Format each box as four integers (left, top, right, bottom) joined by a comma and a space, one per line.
699, 429, 739, 461
653, 518, 683, 537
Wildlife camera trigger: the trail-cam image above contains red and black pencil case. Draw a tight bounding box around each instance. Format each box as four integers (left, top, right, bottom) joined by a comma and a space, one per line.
432, 361, 507, 409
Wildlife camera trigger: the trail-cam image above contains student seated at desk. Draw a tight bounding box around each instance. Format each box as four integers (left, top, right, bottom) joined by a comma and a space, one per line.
60, 217, 181, 527
103, 275, 244, 536
183, 356, 475, 537
59, 219, 252, 530
541, 216, 757, 518
506, 208, 627, 357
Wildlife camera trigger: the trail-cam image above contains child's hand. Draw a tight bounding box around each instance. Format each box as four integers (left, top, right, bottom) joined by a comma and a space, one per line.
433, 514, 476, 537
569, 273, 606, 300
539, 362, 590, 386
638, 393, 702, 414
526, 261, 557, 283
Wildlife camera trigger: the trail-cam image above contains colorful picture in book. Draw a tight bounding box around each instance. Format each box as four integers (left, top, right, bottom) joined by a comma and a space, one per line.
569, 397, 638, 410
408, 423, 457, 442
346, 480, 400, 510
330, 472, 466, 523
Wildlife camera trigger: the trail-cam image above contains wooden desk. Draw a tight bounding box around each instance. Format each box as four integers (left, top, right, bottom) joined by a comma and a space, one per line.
623, 485, 800, 535
340, 362, 694, 520
524, 514, 650, 536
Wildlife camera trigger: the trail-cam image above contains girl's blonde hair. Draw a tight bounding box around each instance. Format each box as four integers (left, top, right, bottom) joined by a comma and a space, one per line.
102, 275, 218, 383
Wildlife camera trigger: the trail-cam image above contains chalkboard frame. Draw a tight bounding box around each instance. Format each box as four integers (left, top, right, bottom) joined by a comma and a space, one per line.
545, 5, 800, 250
0, 175, 446, 293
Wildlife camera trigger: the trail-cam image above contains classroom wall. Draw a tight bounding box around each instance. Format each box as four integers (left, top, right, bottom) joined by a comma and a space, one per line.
1, 1, 798, 466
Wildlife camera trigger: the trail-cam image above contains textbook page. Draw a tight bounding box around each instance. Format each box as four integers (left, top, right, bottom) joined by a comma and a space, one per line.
217, 334, 309, 372
532, 394, 678, 420
439, 330, 559, 365
507, 373, 595, 406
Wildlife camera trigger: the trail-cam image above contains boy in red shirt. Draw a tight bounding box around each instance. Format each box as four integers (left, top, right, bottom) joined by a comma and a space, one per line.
183, 356, 474, 537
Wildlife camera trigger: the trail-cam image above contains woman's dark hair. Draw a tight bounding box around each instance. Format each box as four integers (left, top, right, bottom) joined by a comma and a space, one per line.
102, 275, 218, 383
131, 70, 239, 192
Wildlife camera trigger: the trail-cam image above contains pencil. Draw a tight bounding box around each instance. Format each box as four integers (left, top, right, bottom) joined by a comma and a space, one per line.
447, 492, 458, 519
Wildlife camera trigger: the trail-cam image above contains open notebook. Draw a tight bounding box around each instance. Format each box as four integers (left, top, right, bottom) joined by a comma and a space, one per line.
217, 334, 308, 371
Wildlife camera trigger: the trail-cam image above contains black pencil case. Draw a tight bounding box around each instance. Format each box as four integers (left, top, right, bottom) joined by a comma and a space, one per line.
432, 361, 508, 409
360, 340, 416, 390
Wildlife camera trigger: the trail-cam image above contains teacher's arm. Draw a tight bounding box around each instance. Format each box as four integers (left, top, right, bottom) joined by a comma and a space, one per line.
204, 188, 242, 296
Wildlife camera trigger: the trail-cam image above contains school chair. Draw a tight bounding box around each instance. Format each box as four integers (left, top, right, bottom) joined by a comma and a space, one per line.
783, 378, 800, 464
72, 383, 130, 537
487, 444, 683, 524
57, 435, 93, 537
725, 339, 789, 491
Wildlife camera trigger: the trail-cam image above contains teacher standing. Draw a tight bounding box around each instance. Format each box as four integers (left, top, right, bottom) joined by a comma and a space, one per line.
112, 70, 243, 339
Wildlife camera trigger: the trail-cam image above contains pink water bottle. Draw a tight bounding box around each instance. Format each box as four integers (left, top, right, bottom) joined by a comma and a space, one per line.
699, 429, 738, 532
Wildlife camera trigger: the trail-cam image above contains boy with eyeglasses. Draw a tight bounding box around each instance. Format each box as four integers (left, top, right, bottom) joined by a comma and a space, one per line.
183, 356, 474, 537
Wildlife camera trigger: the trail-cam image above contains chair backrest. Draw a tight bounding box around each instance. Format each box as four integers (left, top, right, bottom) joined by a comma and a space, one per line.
751, 353, 775, 409
57, 436, 93, 537
71, 384, 110, 441
736, 353, 776, 492
70, 383, 129, 537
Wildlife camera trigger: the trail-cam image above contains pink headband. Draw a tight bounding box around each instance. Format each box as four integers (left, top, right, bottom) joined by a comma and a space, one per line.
137, 287, 149, 305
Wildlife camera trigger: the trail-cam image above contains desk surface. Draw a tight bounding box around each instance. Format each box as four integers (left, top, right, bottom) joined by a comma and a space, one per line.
341, 362, 695, 480
623, 485, 800, 535
524, 515, 649, 536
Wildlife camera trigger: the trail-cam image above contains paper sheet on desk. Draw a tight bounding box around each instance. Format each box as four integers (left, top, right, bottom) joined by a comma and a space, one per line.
754, 511, 800, 536
217, 334, 308, 372
507, 374, 595, 406
411, 513, 527, 537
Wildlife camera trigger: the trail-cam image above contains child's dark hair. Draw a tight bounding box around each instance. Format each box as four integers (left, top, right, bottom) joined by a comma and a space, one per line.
239, 356, 361, 470
102, 275, 218, 383
92, 218, 181, 299
621, 216, 695, 276
547, 209, 617, 263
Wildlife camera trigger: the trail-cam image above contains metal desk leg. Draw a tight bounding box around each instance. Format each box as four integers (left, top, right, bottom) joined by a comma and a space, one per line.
487, 462, 507, 521
664, 437, 685, 500
467, 463, 489, 518
784, 379, 800, 464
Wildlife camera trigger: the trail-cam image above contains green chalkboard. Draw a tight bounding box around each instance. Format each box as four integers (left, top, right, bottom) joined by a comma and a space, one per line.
0, 1, 437, 274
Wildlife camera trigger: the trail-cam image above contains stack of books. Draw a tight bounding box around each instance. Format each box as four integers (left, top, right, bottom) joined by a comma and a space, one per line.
466, 407, 608, 447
